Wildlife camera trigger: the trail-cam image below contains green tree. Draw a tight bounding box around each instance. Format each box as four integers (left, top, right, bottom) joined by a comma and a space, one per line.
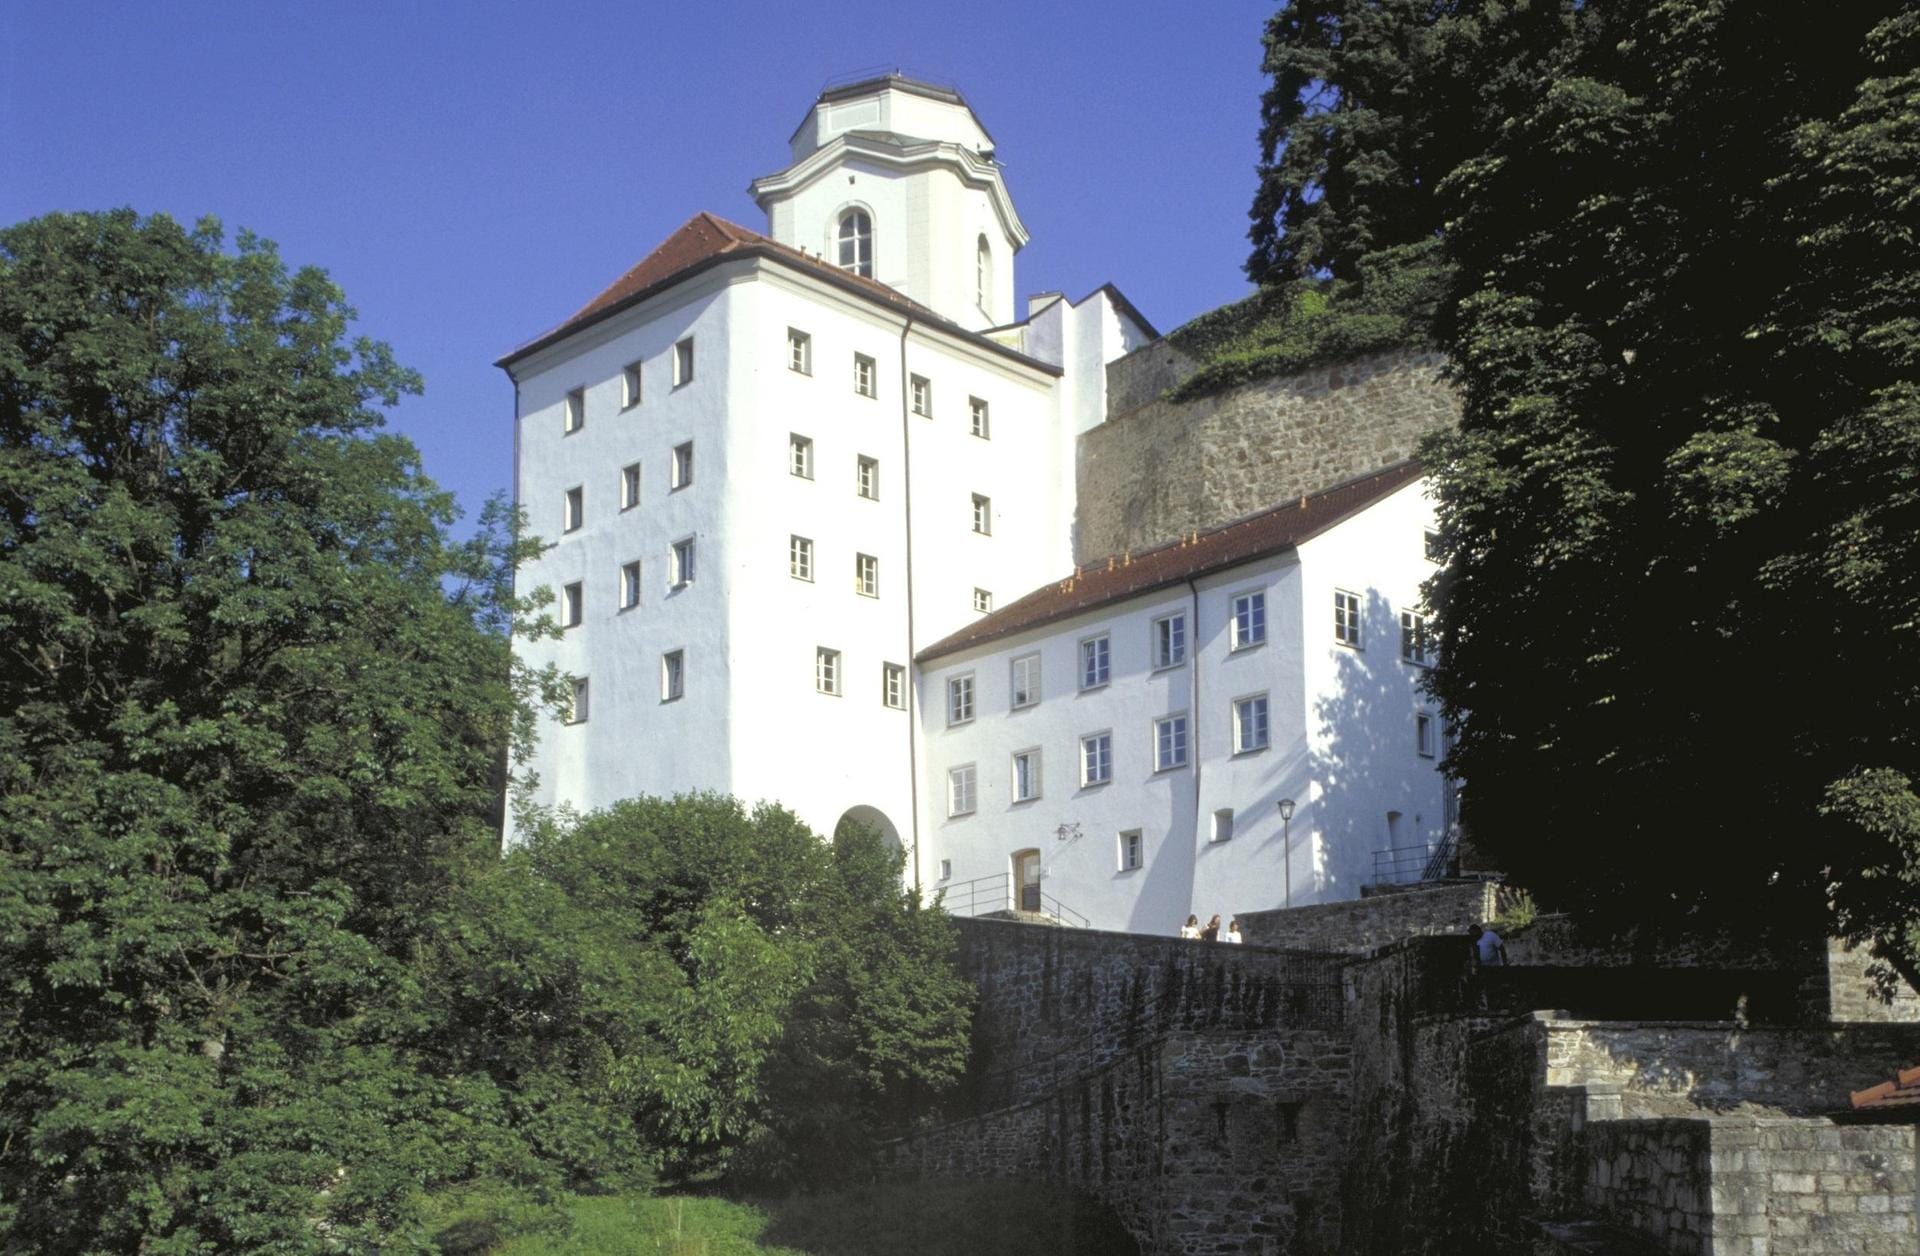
1420, 5, 1920, 977
0, 210, 551, 1250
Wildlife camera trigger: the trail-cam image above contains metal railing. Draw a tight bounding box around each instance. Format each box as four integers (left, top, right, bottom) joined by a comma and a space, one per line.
1369, 833, 1459, 888
938, 872, 1088, 928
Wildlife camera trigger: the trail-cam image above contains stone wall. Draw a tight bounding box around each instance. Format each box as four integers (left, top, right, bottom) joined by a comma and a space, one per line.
1583, 1119, 1715, 1255
1829, 938, 1920, 1023
1239, 881, 1498, 953
1075, 347, 1458, 562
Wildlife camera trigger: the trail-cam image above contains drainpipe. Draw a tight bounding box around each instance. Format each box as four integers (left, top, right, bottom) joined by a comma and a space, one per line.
1186, 575, 1203, 882
899, 315, 922, 893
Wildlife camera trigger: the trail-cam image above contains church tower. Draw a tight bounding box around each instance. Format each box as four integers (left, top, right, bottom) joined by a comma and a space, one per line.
750, 75, 1028, 331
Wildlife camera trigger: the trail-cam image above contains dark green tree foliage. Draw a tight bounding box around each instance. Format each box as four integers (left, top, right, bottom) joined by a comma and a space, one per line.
0, 211, 548, 1248
1422, 5, 1920, 975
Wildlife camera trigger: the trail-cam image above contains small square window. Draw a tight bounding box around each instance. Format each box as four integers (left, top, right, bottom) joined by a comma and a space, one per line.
1334, 590, 1362, 648
856, 455, 879, 501
973, 588, 992, 614
1230, 590, 1267, 649
938, 858, 953, 881
1081, 731, 1112, 786
947, 674, 974, 726
671, 538, 696, 587
1212, 809, 1234, 843
564, 387, 585, 434
620, 560, 641, 610
671, 442, 693, 490
622, 362, 642, 409
855, 553, 879, 597
563, 486, 584, 533
1401, 610, 1433, 666
971, 493, 991, 535
567, 676, 589, 723
790, 535, 813, 581
661, 650, 685, 701
1012, 748, 1041, 803
1424, 529, 1443, 562
1151, 612, 1187, 669
1234, 694, 1270, 753
1080, 635, 1110, 690
947, 764, 977, 817
561, 580, 583, 628
1417, 712, 1436, 758
673, 338, 694, 387
911, 374, 932, 417
621, 462, 641, 510
790, 434, 813, 479
1154, 714, 1189, 771
787, 328, 811, 375
1010, 653, 1040, 709
853, 352, 876, 398
883, 662, 906, 710
1119, 829, 1143, 871
816, 647, 841, 695
969, 396, 990, 439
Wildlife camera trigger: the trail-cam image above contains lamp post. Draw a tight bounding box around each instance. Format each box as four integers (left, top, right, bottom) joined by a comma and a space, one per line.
1278, 798, 1296, 909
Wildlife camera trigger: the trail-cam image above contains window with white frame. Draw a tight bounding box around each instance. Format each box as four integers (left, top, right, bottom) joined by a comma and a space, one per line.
567, 676, 589, 723
673, 338, 694, 386
971, 493, 991, 535
671, 538, 695, 587
976, 235, 992, 312
1012, 748, 1041, 803
947, 674, 974, 726
1230, 590, 1267, 649
789, 535, 813, 581
947, 763, 976, 817
1155, 714, 1189, 771
910, 374, 931, 417
837, 209, 872, 277
815, 647, 841, 695
621, 462, 641, 510
882, 662, 906, 710
1212, 809, 1234, 843
1424, 529, 1442, 562
856, 455, 878, 500
1080, 634, 1110, 689
969, 396, 990, 439
1010, 653, 1040, 709
563, 486, 583, 533
1151, 612, 1187, 668
661, 650, 684, 701
938, 858, 952, 881
853, 353, 876, 398
561, 580, 583, 629
787, 328, 811, 375
972, 588, 992, 613
620, 560, 641, 610
670, 442, 693, 490
1234, 694, 1270, 753
1081, 731, 1112, 786
1400, 610, 1433, 666
1334, 589, 1362, 648
855, 553, 878, 597
564, 386, 584, 434
1118, 828, 1142, 871
1416, 712, 1436, 758
622, 361, 642, 409
789, 434, 813, 479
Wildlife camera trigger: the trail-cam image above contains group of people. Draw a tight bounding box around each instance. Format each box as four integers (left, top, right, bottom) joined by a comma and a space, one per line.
1179, 914, 1243, 944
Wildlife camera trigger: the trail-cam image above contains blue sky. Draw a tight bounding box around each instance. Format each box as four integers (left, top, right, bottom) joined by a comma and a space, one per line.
2, 2, 1270, 524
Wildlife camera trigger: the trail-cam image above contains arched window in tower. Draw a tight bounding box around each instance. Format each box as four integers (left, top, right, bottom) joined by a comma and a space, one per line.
976, 235, 992, 313
837, 210, 872, 278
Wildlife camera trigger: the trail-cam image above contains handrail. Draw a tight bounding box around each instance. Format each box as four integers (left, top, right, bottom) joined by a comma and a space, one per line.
938, 872, 1087, 928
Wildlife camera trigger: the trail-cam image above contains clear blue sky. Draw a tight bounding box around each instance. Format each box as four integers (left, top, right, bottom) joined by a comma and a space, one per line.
2, 2, 1269, 525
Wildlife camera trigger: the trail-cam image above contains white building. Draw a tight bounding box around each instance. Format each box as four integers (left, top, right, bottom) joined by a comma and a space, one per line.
499, 75, 1450, 933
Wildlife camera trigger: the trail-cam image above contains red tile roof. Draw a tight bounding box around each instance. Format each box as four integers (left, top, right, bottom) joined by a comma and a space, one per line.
1850, 1066, 1920, 1114
496, 212, 1057, 375
918, 461, 1425, 662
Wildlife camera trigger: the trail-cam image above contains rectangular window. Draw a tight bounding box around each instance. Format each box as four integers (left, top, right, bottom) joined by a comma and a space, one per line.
673, 337, 694, 386
661, 649, 685, 701
564, 386, 585, 434
1151, 612, 1187, 668
621, 462, 641, 510
563, 486, 583, 533
789, 535, 813, 581
972, 587, 992, 613
938, 858, 952, 881
1401, 610, 1432, 666
910, 374, 932, 417
856, 455, 879, 501
1080, 634, 1110, 689
1212, 808, 1234, 843
1081, 731, 1112, 786
855, 552, 878, 597
883, 662, 906, 710
971, 493, 991, 535
1119, 829, 1142, 871
567, 676, 589, 723
1424, 529, 1442, 562
622, 361, 642, 409
561, 580, 583, 628
1417, 712, 1436, 758
1012, 748, 1041, 803
1155, 714, 1189, 771
947, 674, 974, 726
1230, 590, 1267, 649
1010, 653, 1040, 709
1334, 589, 1362, 648
969, 396, 990, 439
789, 434, 813, 479
671, 538, 695, 587
1234, 694, 1270, 753
671, 442, 693, 490
620, 560, 641, 610
947, 764, 977, 817
853, 352, 876, 398
815, 647, 841, 695
787, 328, 811, 374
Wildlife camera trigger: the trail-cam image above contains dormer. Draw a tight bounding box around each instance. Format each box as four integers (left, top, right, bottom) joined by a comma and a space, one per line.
750, 75, 1028, 331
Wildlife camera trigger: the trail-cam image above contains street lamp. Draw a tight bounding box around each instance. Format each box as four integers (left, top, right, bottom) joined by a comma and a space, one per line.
1277, 798, 1296, 910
